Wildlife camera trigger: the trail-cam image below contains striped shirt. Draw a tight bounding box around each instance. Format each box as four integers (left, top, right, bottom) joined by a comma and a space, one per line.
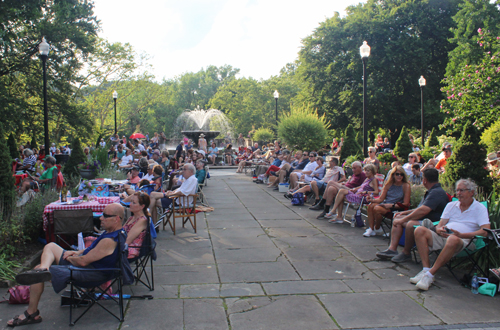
22, 155, 37, 172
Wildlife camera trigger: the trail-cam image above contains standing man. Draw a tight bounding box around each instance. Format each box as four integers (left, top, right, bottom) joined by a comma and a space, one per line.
198, 134, 207, 153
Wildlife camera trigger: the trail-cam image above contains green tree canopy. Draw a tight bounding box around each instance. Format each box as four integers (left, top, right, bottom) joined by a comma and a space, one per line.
0, 0, 99, 143
295, 0, 459, 136
440, 29, 500, 132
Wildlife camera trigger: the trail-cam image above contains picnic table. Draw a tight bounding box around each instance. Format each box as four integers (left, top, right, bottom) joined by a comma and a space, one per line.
43, 196, 120, 242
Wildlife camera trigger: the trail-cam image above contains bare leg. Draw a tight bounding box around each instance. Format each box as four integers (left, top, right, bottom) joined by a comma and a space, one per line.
388, 217, 407, 251
325, 186, 339, 205
149, 192, 165, 224
289, 173, 298, 190
329, 189, 348, 215
8, 243, 64, 325
292, 185, 311, 196
373, 205, 388, 230
366, 203, 377, 229
402, 220, 421, 254
429, 235, 464, 275
415, 226, 433, 268
311, 181, 320, 199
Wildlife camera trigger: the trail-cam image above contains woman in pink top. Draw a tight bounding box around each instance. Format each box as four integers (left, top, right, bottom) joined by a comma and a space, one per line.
124, 192, 149, 258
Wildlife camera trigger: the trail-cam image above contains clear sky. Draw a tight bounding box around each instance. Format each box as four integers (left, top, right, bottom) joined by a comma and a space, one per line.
93, 0, 363, 81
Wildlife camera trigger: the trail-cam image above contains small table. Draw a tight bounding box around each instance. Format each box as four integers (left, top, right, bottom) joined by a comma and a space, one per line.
43, 196, 120, 242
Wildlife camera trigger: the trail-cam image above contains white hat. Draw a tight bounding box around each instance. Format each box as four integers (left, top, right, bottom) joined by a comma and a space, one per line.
197, 150, 206, 156
486, 152, 498, 163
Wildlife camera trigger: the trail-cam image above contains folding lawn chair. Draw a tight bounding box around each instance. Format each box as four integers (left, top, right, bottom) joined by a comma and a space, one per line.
128, 217, 156, 291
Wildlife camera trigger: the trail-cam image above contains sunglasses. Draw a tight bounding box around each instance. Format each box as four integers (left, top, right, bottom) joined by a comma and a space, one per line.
102, 213, 117, 218
394, 172, 404, 176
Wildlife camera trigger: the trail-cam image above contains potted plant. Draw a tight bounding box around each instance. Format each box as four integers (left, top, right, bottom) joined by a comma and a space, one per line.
78, 158, 101, 179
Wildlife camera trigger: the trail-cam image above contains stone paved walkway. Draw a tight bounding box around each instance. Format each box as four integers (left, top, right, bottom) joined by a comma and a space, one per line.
1, 170, 499, 329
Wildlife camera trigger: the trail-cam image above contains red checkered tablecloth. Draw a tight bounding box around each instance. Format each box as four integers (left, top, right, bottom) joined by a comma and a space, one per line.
43, 196, 120, 233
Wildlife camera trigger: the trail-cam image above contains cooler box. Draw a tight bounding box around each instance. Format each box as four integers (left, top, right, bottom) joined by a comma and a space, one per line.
278, 183, 289, 192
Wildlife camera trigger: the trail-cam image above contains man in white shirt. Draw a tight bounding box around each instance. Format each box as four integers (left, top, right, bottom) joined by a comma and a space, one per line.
410, 178, 490, 290
149, 163, 198, 225
288, 152, 319, 190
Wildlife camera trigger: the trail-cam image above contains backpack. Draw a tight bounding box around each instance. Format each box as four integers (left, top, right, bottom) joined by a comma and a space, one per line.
291, 193, 304, 206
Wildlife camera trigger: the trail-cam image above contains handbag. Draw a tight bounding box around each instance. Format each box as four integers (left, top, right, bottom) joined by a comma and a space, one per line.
1, 285, 30, 304
354, 197, 365, 227
291, 192, 304, 206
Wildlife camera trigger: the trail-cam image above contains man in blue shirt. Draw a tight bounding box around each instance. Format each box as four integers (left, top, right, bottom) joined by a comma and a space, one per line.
10, 203, 126, 326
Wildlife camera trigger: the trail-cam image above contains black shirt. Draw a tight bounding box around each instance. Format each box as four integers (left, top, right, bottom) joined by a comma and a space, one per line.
418, 183, 449, 222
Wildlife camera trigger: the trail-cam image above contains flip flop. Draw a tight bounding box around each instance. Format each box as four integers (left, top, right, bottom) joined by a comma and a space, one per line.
16, 268, 52, 285
490, 268, 500, 280
7, 310, 42, 327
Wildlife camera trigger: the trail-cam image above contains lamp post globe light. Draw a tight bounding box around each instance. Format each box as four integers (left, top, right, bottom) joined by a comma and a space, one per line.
419, 75, 426, 146
273, 90, 279, 132
39, 37, 50, 153
113, 90, 118, 135
359, 41, 370, 158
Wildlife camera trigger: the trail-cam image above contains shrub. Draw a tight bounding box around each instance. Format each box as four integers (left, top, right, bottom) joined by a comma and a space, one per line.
278, 105, 329, 151
253, 128, 275, 145
21, 189, 59, 242
418, 148, 435, 162
481, 119, 500, 153
91, 147, 110, 171
343, 155, 361, 168
440, 122, 492, 193
63, 137, 86, 178
7, 133, 17, 160
410, 185, 427, 209
377, 152, 397, 164
425, 127, 439, 148
340, 124, 362, 162
355, 131, 362, 147
0, 124, 15, 219
393, 126, 413, 159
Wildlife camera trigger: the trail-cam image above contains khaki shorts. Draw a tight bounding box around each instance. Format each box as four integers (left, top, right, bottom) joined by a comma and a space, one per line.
429, 231, 473, 253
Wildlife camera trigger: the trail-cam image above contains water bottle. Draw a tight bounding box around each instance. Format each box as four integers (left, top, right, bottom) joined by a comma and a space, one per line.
471, 273, 479, 294
351, 218, 355, 227
67, 190, 71, 200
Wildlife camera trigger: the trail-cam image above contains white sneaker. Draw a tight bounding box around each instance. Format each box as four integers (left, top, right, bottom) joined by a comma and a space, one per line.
374, 227, 384, 235
416, 273, 434, 290
363, 228, 376, 237
410, 270, 427, 284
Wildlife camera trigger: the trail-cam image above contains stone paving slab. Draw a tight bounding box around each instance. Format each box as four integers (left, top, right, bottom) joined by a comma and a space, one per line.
319, 292, 441, 328
156, 247, 216, 265
227, 295, 337, 330
262, 279, 352, 295
292, 258, 370, 280
218, 259, 301, 283
154, 264, 219, 285
214, 246, 283, 263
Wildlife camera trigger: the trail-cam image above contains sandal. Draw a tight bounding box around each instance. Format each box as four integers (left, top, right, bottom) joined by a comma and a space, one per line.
490, 268, 500, 280
7, 310, 42, 327
16, 268, 52, 285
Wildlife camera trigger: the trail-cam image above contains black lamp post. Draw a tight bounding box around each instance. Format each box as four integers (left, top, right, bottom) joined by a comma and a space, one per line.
273, 90, 279, 132
39, 37, 50, 154
419, 76, 426, 146
113, 90, 118, 135
360, 41, 371, 158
